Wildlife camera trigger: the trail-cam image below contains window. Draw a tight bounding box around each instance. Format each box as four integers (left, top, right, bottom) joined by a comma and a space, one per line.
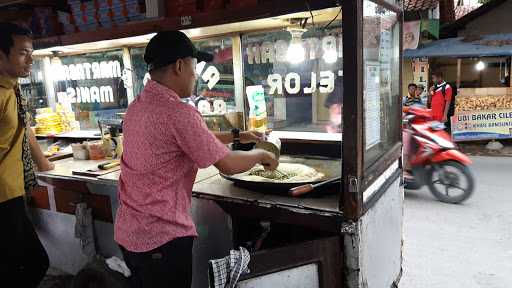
241, 23, 343, 133
131, 38, 237, 110
51, 50, 128, 129
20, 59, 47, 119
130, 37, 237, 131
129, 47, 148, 97
363, 0, 400, 168
193, 37, 236, 115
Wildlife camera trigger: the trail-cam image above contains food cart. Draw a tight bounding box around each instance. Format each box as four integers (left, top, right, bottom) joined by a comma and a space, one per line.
27, 0, 404, 287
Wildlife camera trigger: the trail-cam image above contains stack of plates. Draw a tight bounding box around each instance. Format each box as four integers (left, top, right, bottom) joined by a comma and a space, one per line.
35, 108, 64, 135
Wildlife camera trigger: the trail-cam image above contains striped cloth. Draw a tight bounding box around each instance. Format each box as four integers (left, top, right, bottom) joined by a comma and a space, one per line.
209, 247, 251, 288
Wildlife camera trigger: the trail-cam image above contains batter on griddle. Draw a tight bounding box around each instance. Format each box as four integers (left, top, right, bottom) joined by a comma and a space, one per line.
236, 163, 325, 183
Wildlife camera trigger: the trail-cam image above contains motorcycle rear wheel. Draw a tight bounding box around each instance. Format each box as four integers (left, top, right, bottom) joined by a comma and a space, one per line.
427, 160, 475, 204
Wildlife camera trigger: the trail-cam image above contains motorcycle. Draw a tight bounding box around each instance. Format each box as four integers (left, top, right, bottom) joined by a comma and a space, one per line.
403, 106, 475, 204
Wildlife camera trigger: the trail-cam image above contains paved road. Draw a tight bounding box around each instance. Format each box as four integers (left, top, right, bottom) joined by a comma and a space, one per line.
400, 156, 512, 288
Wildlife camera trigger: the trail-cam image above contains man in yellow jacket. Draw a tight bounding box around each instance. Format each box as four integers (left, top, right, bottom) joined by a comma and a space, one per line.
0, 22, 55, 287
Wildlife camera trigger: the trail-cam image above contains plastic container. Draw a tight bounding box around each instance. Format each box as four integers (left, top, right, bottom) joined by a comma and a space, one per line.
72, 143, 89, 160
86, 141, 106, 160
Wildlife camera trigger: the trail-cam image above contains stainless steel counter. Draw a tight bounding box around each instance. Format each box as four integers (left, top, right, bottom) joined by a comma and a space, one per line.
37, 158, 113, 185
36, 130, 102, 139
36, 158, 220, 186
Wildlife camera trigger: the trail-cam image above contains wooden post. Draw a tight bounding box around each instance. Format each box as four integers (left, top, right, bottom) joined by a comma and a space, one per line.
509, 56, 512, 88
341, 0, 363, 220
457, 58, 462, 89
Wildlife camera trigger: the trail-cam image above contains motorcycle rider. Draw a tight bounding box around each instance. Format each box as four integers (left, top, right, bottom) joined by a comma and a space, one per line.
404, 83, 422, 106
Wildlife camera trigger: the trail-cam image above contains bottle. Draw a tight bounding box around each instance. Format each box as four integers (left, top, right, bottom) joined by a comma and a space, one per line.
246, 85, 268, 133
110, 127, 123, 159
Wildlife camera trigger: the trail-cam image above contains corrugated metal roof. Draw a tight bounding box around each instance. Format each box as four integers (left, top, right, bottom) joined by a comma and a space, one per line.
404, 33, 512, 58
454, 5, 480, 20
404, 0, 438, 11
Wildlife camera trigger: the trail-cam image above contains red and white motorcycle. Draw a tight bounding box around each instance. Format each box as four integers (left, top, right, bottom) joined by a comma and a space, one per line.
403, 106, 475, 204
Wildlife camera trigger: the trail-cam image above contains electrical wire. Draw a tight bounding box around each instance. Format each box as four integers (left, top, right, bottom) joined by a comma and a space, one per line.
300, 18, 309, 29
305, 0, 315, 27
324, 5, 342, 30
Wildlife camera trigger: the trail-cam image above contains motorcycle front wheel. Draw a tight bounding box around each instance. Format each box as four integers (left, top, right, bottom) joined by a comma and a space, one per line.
426, 160, 475, 204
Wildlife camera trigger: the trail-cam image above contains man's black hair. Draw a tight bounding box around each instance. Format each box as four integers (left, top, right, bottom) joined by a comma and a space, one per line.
0, 22, 32, 56
431, 70, 444, 78
408, 83, 417, 89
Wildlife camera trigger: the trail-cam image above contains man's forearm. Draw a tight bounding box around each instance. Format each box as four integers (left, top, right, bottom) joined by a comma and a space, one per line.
28, 128, 52, 170
443, 100, 451, 119
215, 150, 262, 175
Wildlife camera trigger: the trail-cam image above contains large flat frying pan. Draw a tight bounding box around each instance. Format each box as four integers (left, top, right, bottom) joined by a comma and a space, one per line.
220, 156, 341, 195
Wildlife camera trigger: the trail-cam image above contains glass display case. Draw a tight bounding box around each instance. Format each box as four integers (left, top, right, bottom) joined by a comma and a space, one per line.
362, 0, 401, 168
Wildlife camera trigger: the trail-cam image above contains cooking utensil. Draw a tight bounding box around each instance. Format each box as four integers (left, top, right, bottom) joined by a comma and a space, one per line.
220, 173, 327, 194
255, 134, 281, 159
72, 162, 120, 177
289, 176, 342, 197
221, 157, 341, 195
98, 160, 120, 170
273, 168, 287, 178
261, 163, 286, 177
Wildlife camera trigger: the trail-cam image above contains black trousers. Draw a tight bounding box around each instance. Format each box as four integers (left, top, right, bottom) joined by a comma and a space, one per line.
0, 196, 49, 288
445, 119, 452, 135
120, 236, 194, 288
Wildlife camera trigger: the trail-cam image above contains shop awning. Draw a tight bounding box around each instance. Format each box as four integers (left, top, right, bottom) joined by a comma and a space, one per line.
404, 33, 512, 58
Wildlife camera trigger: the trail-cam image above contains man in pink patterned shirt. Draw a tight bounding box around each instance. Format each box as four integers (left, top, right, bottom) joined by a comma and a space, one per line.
114, 31, 277, 288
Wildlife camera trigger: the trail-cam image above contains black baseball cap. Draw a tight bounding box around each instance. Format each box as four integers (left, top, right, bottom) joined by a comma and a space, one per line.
144, 30, 213, 71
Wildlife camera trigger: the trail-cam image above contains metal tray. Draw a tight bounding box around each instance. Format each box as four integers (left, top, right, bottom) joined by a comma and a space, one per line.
220, 156, 341, 195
